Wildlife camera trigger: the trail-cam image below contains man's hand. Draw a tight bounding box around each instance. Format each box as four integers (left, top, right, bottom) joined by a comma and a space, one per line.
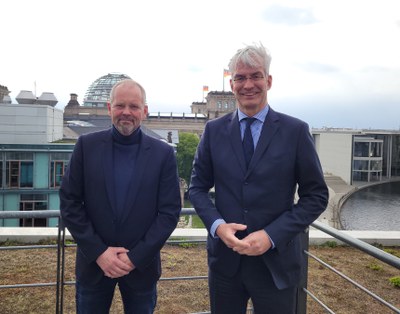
216, 223, 250, 252
96, 247, 134, 278
117, 252, 135, 270
233, 230, 272, 256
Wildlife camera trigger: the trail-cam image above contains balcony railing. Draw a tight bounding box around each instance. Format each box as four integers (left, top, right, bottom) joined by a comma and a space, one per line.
0, 209, 399, 313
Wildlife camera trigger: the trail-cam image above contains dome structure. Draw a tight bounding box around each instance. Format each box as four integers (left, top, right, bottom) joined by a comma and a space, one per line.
83, 73, 131, 107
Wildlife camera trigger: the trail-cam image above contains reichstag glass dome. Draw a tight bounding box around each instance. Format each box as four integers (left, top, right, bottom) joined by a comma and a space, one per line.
83, 73, 131, 107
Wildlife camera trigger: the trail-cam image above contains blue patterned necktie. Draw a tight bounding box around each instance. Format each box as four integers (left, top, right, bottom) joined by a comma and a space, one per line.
243, 117, 256, 168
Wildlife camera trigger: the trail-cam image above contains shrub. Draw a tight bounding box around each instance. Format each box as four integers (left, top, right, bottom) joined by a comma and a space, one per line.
389, 276, 400, 288
367, 263, 382, 271
383, 248, 400, 258
322, 241, 338, 248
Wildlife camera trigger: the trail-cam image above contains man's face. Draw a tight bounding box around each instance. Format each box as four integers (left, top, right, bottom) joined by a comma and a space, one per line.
107, 83, 148, 136
230, 60, 272, 116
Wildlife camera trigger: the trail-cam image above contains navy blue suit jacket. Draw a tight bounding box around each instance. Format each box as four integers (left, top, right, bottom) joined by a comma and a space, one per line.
189, 108, 328, 289
60, 128, 181, 288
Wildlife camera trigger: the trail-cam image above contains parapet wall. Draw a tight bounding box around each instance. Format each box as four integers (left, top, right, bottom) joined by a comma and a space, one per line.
0, 227, 399, 246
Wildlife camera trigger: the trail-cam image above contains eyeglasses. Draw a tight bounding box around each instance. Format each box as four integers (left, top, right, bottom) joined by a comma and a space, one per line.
232, 73, 265, 84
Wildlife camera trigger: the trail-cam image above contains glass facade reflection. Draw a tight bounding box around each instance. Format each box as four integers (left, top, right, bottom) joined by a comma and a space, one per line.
352, 137, 383, 182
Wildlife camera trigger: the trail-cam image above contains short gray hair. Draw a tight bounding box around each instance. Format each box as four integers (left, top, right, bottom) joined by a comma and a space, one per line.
228, 42, 272, 76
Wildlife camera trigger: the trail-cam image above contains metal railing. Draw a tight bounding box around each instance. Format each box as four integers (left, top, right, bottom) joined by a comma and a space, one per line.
0, 209, 399, 313
304, 220, 400, 313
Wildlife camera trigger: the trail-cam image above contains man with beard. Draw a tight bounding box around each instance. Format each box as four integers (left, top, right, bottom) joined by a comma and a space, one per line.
60, 79, 181, 313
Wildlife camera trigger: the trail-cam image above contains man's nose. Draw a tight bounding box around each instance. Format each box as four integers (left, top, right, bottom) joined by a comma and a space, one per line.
122, 106, 132, 114
243, 78, 255, 88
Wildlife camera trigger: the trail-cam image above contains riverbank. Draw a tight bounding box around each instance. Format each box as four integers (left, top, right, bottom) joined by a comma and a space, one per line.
319, 175, 355, 228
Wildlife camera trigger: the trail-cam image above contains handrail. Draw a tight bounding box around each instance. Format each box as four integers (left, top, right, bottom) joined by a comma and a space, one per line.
1, 209, 399, 313
311, 220, 400, 269
305, 250, 400, 313
0, 209, 60, 219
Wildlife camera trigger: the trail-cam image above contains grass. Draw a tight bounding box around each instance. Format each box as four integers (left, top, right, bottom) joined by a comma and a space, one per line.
180, 215, 204, 228
0, 242, 399, 313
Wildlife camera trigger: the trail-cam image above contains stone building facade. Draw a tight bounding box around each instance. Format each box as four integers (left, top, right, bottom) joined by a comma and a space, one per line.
191, 91, 236, 119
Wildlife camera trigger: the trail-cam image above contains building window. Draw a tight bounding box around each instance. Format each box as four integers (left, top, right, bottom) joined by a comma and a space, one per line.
50, 153, 71, 188
353, 138, 383, 182
354, 142, 369, 157
6, 161, 34, 188
50, 161, 66, 188
5, 152, 34, 188
0, 160, 2, 188
19, 194, 48, 227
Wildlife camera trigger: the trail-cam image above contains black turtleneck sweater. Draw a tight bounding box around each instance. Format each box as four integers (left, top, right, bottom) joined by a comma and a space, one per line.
112, 125, 141, 219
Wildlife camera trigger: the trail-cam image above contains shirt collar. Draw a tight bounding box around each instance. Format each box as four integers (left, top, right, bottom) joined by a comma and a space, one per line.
112, 125, 141, 145
237, 104, 269, 123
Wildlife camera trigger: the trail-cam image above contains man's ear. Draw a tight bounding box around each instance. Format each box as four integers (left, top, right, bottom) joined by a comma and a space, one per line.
143, 105, 149, 119
267, 75, 273, 90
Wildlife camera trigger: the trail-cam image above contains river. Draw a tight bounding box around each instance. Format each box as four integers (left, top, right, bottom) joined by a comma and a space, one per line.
340, 181, 400, 231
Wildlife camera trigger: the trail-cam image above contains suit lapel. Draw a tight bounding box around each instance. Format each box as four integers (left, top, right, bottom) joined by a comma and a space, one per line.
247, 108, 280, 174
227, 111, 247, 174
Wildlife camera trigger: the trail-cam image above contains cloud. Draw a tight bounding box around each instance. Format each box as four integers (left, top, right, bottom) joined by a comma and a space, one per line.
262, 4, 318, 26
296, 62, 340, 73
273, 93, 400, 130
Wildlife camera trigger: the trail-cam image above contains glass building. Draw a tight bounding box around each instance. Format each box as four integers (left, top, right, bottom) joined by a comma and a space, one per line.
352, 137, 383, 182
0, 144, 74, 227
312, 128, 400, 184
83, 73, 131, 107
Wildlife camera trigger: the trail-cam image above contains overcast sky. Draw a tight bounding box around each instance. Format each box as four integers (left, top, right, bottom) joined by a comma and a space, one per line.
1, 0, 399, 129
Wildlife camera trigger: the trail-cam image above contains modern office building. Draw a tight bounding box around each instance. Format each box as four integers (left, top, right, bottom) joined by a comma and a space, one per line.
0, 88, 72, 227
0, 90, 63, 144
0, 143, 74, 227
312, 128, 400, 185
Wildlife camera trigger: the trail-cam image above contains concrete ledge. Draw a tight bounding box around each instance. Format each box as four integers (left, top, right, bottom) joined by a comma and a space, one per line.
309, 229, 400, 246
0, 227, 399, 246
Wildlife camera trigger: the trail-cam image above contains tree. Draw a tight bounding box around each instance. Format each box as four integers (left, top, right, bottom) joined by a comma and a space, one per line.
176, 132, 200, 187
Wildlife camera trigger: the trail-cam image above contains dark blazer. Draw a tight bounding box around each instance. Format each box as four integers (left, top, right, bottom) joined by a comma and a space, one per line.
60, 128, 181, 288
189, 108, 328, 289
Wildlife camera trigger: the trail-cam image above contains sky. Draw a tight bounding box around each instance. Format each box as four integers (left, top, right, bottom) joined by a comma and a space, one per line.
1, 0, 400, 130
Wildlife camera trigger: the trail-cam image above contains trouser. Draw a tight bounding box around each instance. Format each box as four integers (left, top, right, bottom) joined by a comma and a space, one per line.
209, 255, 296, 314
76, 277, 157, 314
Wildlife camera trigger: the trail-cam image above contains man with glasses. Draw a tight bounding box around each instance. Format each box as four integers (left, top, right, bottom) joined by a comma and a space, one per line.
189, 43, 328, 313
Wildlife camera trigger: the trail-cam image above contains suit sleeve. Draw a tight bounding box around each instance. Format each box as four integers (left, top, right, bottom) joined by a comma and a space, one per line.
264, 123, 328, 250
59, 136, 108, 262
128, 146, 181, 270
188, 122, 223, 232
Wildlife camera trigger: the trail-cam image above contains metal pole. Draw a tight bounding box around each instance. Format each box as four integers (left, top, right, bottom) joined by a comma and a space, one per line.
296, 228, 310, 314
60, 220, 66, 314
56, 219, 62, 314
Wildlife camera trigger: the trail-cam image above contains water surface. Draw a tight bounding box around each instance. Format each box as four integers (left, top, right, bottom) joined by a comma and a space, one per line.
340, 181, 400, 231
